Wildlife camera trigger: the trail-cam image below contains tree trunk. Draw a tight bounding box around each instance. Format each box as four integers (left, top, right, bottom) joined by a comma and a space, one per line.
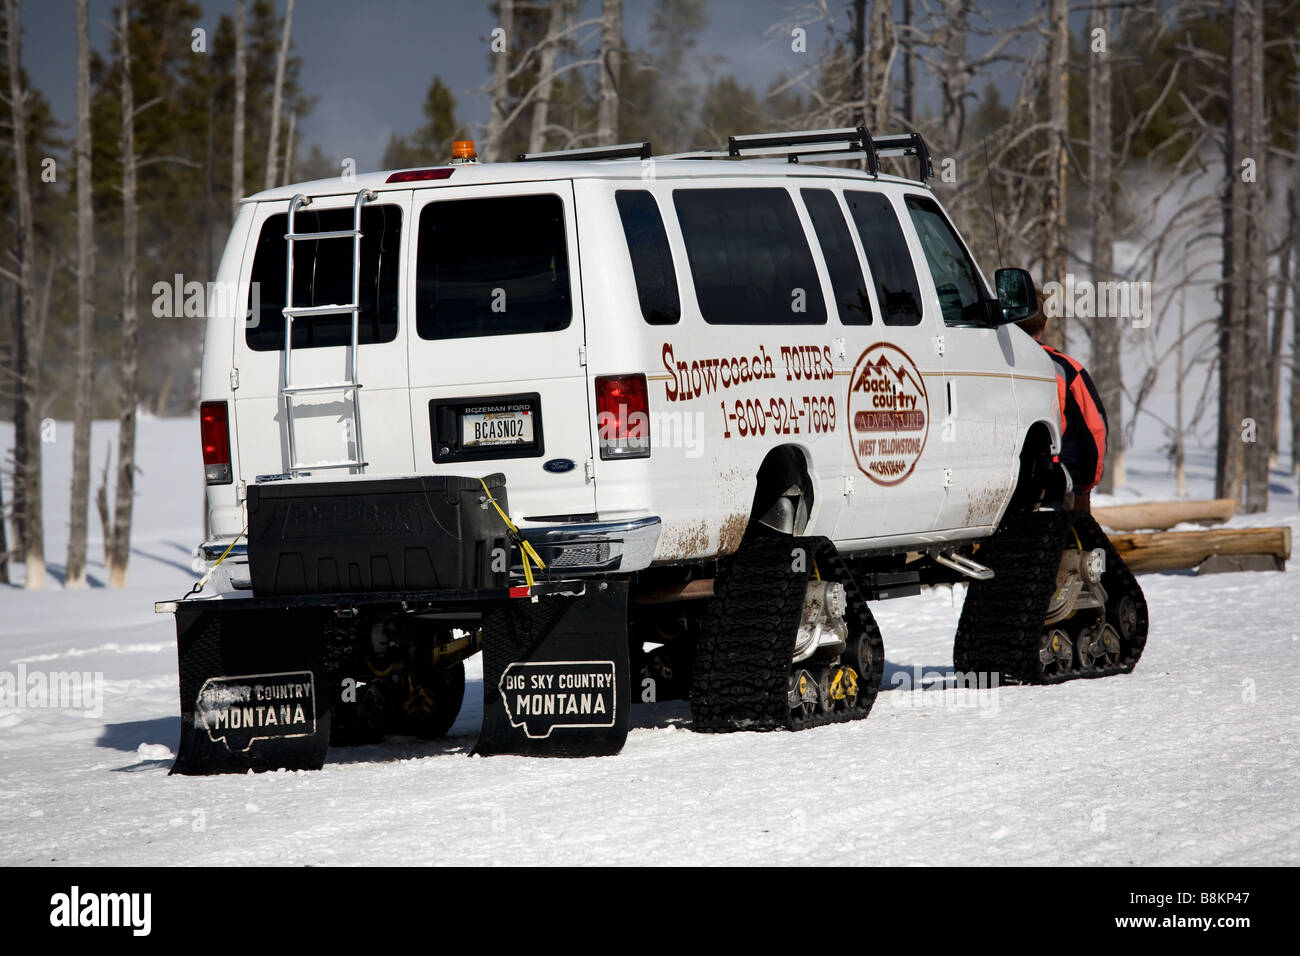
1292, 172, 1300, 477
1216, 0, 1250, 507
1268, 191, 1291, 469
939, 1, 972, 157
283, 108, 295, 183
1041, 0, 1070, 351
901, 0, 915, 125
595, 0, 621, 147
6, 0, 43, 589
1090, 2, 1123, 494
484, 0, 514, 161
528, 0, 566, 154
67, 0, 96, 589
231, 0, 245, 219
866, 0, 894, 133
109, 0, 139, 588
1241, 0, 1268, 513
851, 0, 865, 128
263, 0, 294, 190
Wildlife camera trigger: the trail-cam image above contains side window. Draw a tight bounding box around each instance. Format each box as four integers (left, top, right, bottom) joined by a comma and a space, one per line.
844, 191, 923, 327
416, 193, 571, 340
246, 204, 401, 351
801, 188, 872, 325
615, 190, 681, 325
905, 195, 991, 327
673, 187, 826, 325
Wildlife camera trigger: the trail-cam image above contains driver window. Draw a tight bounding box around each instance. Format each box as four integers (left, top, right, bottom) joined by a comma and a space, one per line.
904, 195, 990, 327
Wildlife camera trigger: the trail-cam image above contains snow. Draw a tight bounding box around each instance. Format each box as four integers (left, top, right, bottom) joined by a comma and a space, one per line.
1, 417, 1298, 865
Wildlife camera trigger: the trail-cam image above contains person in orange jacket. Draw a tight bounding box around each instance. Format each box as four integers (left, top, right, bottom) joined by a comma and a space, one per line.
1017, 304, 1109, 514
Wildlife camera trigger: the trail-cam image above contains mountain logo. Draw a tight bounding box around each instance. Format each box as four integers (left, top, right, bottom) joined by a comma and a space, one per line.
848, 343, 930, 485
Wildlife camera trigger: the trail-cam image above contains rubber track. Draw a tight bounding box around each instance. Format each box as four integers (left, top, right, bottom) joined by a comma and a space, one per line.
953, 510, 1148, 685
690, 535, 884, 732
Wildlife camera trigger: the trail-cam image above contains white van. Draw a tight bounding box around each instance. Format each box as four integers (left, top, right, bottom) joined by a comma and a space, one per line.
174, 128, 1145, 771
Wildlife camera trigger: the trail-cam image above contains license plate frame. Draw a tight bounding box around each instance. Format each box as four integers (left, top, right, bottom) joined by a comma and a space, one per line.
430, 393, 545, 463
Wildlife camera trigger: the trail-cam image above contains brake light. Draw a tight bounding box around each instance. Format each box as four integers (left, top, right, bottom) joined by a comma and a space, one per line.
385, 168, 455, 183
595, 374, 650, 460
200, 401, 232, 484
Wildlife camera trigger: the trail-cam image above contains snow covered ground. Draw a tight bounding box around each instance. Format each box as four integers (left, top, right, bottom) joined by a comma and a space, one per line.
1, 416, 1298, 865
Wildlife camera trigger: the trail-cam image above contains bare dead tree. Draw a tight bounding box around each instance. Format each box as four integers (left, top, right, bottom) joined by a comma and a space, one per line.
263, 0, 293, 189
4, 0, 43, 588
901, 0, 915, 124
108, 0, 140, 588
1292, 54, 1300, 477
484, 0, 514, 161
67, 0, 95, 588
1041, 0, 1070, 350
529, 0, 568, 153
1241, 0, 1268, 513
231, 0, 245, 218
1090, 2, 1123, 493
1268, 185, 1291, 468
283, 107, 295, 182
865, 0, 895, 133
596, 0, 622, 146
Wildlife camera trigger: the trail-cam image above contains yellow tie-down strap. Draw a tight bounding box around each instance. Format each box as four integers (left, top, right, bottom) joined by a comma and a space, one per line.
478, 478, 547, 588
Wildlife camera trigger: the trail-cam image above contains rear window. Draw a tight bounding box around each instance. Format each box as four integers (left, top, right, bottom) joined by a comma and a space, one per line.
416, 193, 571, 340
673, 187, 826, 325
844, 191, 923, 326
246, 204, 401, 351
615, 190, 680, 325
801, 188, 872, 325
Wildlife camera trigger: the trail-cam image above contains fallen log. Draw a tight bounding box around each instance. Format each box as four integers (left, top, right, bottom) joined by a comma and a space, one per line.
1093, 498, 1236, 532
1108, 526, 1291, 574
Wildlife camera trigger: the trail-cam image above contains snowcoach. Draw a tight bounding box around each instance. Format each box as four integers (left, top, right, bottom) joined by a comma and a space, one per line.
158, 128, 1147, 774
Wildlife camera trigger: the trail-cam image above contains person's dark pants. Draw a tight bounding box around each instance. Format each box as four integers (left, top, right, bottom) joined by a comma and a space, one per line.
1073, 488, 1092, 515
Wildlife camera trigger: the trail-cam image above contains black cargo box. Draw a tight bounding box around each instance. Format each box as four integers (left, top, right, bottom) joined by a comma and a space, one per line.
246, 473, 511, 596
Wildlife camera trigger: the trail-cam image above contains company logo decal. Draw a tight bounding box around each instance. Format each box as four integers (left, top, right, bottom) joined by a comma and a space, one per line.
848, 343, 929, 485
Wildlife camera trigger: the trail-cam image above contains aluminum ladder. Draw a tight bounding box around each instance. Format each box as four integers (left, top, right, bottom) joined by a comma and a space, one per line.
280, 188, 375, 474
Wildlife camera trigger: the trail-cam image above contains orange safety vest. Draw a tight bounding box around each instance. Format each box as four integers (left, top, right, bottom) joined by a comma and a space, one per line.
1041, 345, 1109, 492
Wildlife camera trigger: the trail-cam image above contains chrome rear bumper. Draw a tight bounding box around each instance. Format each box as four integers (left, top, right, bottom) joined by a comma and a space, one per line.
517, 516, 662, 575
199, 540, 251, 591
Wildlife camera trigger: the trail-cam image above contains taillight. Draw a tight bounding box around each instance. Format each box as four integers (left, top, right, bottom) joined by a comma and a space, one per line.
596, 374, 650, 460
384, 168, 454, 183
200, 401, 232, 484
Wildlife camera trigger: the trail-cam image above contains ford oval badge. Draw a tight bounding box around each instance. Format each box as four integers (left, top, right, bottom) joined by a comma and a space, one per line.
543, 458, 576, 474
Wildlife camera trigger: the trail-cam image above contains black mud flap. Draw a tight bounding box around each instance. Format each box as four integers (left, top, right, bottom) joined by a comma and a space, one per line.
475, 582, 630, 757
170, 603, 333, 775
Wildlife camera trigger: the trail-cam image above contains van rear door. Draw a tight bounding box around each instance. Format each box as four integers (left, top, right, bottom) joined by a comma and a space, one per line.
231, 190, 414, 483
405, 180, 595, 520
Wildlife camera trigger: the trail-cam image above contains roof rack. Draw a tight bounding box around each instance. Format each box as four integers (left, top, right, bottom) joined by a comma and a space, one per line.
516, 142, 651, 162
727, 126, 932, 182
509, 128, 933, 182
728, 126, 878, 173
870, 131, 934, 182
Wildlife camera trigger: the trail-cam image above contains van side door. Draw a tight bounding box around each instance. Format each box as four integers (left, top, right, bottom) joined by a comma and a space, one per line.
902, 193, 1021, 532
833, 186, 946, 545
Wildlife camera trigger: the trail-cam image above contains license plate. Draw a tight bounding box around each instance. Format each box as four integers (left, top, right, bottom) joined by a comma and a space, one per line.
463, 408, 534, 448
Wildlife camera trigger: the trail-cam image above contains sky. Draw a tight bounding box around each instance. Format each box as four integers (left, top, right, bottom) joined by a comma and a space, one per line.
19, 0, 837, 171
17, 0, 1046, 173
